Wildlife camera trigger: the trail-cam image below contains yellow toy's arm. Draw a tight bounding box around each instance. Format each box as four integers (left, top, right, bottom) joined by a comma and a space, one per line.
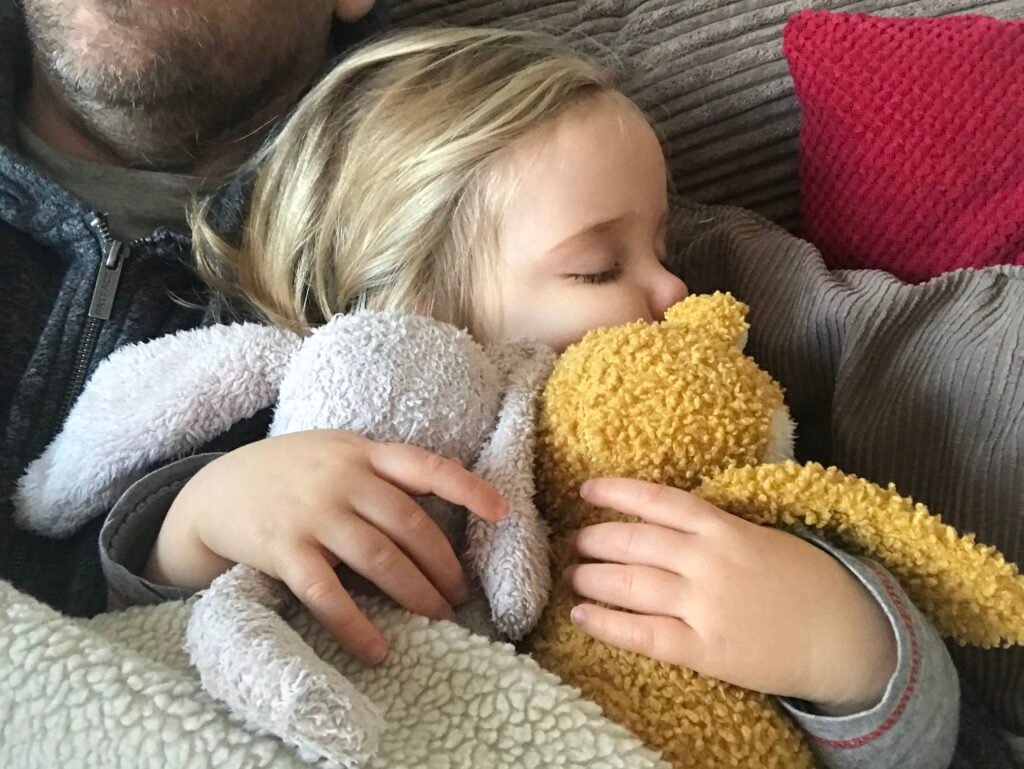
696, 461, 1024, 648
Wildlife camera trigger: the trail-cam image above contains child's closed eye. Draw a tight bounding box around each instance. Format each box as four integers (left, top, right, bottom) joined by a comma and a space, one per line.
569, 265, 623, 285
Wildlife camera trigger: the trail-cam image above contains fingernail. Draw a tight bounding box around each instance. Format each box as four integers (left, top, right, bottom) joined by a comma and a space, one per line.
570, 605, 587, 625
579, 481, 593, 499
367, 641, 388, 665
562, 565, 577, 584
495, 497, 510, 519
439, 603, 456, 621
567, 529, 580, 549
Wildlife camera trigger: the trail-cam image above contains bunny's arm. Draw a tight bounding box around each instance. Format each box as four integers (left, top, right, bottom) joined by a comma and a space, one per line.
465, 341, 556, 640
15, 323, 300, 538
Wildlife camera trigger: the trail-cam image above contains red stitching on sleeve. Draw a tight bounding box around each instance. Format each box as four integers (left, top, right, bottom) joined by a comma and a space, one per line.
813, 562, 920, 750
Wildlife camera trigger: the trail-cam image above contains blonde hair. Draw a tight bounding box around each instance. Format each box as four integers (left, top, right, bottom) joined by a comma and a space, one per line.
191, 27, 620, 334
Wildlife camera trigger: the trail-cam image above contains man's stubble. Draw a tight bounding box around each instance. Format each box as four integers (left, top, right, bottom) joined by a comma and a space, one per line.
22, 0, 335, 171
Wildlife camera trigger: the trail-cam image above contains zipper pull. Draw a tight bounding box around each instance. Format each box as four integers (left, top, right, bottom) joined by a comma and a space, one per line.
87, 216, 129, 320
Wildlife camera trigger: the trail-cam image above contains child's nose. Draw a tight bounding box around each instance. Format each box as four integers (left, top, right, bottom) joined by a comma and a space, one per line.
649, 267, 689, 320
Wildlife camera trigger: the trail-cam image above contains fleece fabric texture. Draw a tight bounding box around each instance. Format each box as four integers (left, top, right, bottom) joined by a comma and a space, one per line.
14, 322, 301, 536
784, 12, 1024, 282
15, 311, 556, 767
0, 580, 668, 769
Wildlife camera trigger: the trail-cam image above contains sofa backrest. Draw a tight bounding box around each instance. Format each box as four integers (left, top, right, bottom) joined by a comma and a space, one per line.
391, 0, 1024, 232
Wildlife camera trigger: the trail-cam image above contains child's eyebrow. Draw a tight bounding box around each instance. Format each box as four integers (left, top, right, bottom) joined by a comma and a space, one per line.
545, 209, 670, 259
545, 218, 623, 258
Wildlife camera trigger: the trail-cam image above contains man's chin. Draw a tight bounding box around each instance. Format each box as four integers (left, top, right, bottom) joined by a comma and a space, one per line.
87, 0, 199, 18
22, 0, 336, 171
74, 0, 207, 36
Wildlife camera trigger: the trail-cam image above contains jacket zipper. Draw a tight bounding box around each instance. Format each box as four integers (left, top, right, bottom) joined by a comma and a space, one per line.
58, 214, 133, 424
11, 215, 131, 591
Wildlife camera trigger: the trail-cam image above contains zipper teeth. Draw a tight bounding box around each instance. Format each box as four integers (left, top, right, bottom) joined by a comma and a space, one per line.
12, 214, 137, 587
59, 319, 102, 424
90, 214, 149, 249
58, 213, 132, 425
61, 213, 156, 423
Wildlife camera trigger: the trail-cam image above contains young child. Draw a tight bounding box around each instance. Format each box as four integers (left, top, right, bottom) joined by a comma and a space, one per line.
137, 28, 957, 768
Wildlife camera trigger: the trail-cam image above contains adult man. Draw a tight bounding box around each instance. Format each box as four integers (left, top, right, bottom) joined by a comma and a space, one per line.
0, 0, 388, 618
3, 0, 511, 666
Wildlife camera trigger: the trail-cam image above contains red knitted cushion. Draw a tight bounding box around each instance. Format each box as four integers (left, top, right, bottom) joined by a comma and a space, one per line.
783, 12, 1024, 282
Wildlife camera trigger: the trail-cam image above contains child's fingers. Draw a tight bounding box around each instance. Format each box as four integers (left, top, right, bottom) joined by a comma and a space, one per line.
564, 562, 685, 618
346, 476, 468, 605
316, 512, 455, 622
572, 521, 693, 574
579, 478, 721, 533
569, 603, 700, 667
277, 546, 389, 665
369, 442, 509, 523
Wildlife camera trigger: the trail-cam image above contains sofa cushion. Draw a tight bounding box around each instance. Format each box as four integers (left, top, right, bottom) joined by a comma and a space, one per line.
784, 11, 1024, 281
673, 197, 1024, 735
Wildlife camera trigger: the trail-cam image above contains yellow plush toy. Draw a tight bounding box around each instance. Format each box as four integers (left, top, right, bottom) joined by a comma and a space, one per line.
529, 292, 1024, 769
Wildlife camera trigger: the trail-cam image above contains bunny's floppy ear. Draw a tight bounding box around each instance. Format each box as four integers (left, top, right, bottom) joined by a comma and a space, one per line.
15, 323, 300, 537
465, 341, 557, 640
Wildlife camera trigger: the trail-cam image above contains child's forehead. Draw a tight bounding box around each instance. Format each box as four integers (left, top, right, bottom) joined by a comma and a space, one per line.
494, 97, 667, 251
526, 92, 654, 156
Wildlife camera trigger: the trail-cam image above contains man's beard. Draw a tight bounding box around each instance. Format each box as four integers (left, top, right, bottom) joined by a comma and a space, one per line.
22, 0, 333, 171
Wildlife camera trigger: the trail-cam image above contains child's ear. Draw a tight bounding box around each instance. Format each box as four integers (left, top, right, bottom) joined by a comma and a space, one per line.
334, 0, 376, 22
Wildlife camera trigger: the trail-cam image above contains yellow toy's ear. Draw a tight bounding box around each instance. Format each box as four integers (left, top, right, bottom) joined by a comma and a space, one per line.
665, 292, 749, 349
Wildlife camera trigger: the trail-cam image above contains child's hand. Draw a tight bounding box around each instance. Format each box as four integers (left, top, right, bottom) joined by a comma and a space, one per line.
145, 430, 508, 665
565, 478, 897, 715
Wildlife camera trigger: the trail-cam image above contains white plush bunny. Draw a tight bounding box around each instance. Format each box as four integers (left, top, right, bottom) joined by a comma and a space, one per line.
15, 311, 555, 768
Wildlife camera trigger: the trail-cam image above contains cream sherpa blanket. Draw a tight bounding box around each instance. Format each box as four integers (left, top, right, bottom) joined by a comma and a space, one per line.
0, 580, 667, 769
